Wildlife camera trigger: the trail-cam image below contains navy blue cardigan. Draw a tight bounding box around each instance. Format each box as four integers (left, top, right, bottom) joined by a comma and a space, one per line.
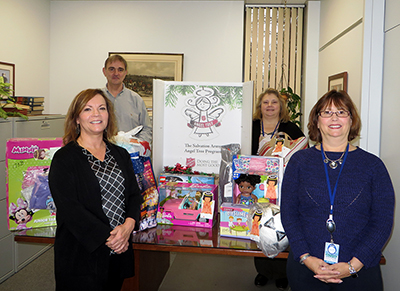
281, 146, 394, 268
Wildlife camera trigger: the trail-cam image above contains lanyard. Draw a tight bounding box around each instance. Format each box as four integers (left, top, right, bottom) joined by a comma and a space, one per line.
262, 120, 280, 137
321, 143, 349, 215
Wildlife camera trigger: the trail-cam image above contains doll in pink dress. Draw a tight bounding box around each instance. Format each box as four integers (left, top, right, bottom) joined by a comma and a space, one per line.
250, 210, 263, 236
265, 176, 278, 205
201, 191, 213, 214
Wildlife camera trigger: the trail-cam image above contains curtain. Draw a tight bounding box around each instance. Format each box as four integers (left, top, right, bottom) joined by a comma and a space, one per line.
244, 6, 304, 108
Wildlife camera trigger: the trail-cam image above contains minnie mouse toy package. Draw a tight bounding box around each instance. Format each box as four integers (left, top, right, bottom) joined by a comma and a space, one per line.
6, 138, 63, 230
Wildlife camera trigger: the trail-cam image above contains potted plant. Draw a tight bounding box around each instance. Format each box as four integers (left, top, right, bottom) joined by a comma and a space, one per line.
280, 87, 301, 127
0, 81, 28, 120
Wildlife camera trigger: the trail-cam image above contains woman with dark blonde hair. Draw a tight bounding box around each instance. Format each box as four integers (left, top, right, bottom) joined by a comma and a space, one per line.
252, 88, 305, 290
281, 90, 394, 290
49, 89, 143, 291
251, 88, 304, 156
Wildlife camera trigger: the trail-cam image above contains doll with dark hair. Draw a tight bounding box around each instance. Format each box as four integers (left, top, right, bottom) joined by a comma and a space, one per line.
234, 174, 261, 205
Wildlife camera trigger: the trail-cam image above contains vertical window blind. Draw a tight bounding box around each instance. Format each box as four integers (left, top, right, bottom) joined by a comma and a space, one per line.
244, 6, 304, 108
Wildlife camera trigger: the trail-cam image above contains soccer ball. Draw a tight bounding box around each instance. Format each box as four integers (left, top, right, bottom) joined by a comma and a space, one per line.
249, 203, 289, 258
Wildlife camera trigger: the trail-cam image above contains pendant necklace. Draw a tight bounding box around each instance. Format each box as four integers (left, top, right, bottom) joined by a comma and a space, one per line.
323, 148, 346, 170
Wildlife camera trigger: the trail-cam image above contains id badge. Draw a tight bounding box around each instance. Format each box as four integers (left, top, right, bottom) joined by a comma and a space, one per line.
324, 242, 339, 264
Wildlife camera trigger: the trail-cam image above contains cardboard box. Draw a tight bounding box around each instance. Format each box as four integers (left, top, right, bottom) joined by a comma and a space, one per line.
6, 138, 63, 230
157, 183, 218, 228
158, 173, 215, 185
231, 155, 284, 206
220, 203, 252, 239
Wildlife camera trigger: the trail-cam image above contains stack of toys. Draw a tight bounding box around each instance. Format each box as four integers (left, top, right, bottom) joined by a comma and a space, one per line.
219, 154, 284, 240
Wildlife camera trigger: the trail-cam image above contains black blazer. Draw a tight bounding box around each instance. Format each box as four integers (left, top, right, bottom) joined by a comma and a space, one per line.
49, 141, 143, 290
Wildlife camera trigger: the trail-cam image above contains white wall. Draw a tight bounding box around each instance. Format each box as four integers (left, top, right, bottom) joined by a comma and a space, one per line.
0, 0, 50, 100
380, 0, 400, 289
318, 0, 364, 110
302, 1, 320, 136
49, 1, 244, 115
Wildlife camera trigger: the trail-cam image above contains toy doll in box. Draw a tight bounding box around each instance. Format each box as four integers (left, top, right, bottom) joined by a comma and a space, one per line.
231, 154, 283, 206
157, 183, 217, 228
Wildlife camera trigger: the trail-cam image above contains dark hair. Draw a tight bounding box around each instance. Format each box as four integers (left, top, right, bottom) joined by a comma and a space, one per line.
253, 88, 290, 122
63, 89, 117, 145
253, 210, 263, 219
307, 90, 361, 143
234, 174, 261, 187
104, 54, 128, 70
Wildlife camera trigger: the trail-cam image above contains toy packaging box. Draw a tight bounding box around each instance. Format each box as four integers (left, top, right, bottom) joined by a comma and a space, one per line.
6, 138, 63, 230
157, 182, 218, 228
130, 152, 159, 231
158, 173, 215, 185
220, 203, 252, 239
231, 154, 284, 207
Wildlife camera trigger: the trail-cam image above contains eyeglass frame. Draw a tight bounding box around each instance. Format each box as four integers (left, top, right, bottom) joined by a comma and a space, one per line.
318, 110, 351, 118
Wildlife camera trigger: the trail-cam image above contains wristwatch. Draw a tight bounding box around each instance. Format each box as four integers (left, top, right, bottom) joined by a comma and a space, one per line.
348, 261, 358, 278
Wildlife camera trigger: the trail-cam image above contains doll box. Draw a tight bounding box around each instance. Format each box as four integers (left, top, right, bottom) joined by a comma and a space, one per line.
157, 183, 218, 228
231, 155, 284, 207
220, 203, 252, 240
6, 138, 63, 230
158, 173, 215, 185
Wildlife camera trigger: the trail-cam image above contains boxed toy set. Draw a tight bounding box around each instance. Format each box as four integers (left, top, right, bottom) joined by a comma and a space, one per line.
158, 172, 215, 185
220, 154, 284, 239
157, 182, 218, 228
220, 203, 251, 239
6, 138, 63, 230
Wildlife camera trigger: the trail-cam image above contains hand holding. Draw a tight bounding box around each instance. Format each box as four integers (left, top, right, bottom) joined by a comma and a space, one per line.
303, 256, 342, 284
105, 218, 136, 253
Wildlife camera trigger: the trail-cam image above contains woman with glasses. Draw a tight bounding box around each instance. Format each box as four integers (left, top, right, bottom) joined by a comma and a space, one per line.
280, 90, 394, 290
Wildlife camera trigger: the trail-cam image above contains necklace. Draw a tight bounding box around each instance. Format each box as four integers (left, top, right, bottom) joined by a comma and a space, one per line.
261, 120, 280, 137
323, 149, 345, 169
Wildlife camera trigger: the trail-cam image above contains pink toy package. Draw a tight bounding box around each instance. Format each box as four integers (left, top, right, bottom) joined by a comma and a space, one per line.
6, 138, 63, 230
157, 182, 218, 228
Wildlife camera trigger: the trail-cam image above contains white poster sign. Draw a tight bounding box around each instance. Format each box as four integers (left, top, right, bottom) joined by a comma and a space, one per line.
153, 80, 253, 176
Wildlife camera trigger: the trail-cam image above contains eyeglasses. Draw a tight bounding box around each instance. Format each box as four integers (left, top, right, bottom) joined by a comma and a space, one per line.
319, 110, 350, 118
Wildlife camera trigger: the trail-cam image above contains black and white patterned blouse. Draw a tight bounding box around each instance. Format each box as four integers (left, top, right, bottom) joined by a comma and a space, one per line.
82, 145, 126, 229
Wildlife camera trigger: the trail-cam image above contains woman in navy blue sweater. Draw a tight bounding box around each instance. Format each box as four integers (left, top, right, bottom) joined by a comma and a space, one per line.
281, 90, 394, 291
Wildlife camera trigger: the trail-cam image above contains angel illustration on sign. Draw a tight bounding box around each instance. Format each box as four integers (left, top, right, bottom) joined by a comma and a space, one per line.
184, 87, 224, 138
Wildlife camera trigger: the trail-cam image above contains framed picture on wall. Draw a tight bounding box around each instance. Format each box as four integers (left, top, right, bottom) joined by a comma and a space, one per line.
328, 72, 348, 92
108, 52, 184, 117
0, 61, 15, 98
